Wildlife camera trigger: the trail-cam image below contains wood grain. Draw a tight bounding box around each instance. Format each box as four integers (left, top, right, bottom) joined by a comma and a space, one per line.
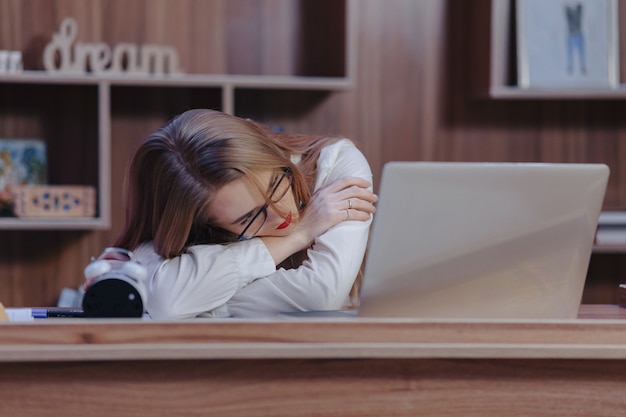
1, 306, 626, 417
1, 358, 625, 417
0, 305, 625, 362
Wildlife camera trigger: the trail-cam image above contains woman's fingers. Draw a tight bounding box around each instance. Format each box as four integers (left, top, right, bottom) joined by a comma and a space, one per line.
344, 196, 376, 213
295, 176, 378, 243
312, 177, 378, 219
342, 197, 376, 222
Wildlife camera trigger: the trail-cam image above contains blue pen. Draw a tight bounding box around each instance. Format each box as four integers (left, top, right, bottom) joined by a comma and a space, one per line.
31, 308, 47, 318
31, 308, 85, 318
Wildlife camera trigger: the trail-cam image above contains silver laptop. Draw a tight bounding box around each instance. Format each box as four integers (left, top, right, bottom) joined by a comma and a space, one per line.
358, 162, 609, 319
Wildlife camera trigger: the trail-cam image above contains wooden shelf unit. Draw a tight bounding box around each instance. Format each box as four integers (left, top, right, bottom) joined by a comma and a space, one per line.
0, 0, 355, 230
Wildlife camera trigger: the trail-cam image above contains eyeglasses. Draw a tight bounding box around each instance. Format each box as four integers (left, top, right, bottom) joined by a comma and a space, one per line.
237, 168, 293, 241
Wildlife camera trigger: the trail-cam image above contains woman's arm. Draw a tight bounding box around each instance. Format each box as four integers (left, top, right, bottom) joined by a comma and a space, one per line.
137, 238, 276, 319
219, 140, 375, 317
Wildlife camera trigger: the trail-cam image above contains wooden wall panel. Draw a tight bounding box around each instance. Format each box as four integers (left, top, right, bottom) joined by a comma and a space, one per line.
0, 0, 344, 76
1, 0, 626, 306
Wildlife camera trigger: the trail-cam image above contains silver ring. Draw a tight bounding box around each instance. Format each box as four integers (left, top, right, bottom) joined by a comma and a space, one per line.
345, 209, 350, 221
348, 199, 352, 210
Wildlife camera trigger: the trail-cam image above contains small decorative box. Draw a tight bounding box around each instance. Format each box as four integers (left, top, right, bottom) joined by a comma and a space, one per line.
14, 185, 96, 218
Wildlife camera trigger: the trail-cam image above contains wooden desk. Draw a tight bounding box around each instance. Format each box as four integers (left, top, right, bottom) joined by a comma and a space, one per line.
2, 305, 626, 417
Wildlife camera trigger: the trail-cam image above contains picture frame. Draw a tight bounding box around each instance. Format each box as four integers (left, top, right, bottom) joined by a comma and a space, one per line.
0, 138, 48, 216
516, 0, 619, 88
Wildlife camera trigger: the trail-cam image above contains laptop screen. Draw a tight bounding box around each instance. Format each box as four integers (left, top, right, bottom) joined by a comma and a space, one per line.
359, 162, 609, 319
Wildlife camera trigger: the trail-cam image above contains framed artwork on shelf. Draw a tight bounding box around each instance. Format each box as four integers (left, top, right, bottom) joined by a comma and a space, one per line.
0, 138, 47, 216
516, 0, 619, 88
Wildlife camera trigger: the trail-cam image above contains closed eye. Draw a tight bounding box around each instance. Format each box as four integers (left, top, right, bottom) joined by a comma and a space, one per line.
239, 212, 254, 226
231, 210, 255, 226
232, 208, 260, 226
268, 173, 280, 190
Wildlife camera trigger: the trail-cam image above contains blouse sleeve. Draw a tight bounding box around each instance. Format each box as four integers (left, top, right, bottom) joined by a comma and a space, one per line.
220, 139, 374, 317
138, 238, 276, 319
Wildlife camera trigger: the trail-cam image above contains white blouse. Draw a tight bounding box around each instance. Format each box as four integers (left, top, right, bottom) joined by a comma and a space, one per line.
134, 139, 373, 318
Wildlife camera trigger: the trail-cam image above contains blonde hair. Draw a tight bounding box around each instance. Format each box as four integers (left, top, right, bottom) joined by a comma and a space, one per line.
115, 109, 339, 258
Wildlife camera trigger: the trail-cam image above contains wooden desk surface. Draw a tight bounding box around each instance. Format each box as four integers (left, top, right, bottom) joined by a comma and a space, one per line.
2, 304, 626, 362
3, 305, 626, 417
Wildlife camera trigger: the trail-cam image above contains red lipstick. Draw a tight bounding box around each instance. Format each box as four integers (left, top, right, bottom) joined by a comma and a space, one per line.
276, 212, 292, 230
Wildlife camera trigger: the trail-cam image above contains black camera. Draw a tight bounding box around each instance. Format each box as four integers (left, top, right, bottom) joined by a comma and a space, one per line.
82, 247, 147, 318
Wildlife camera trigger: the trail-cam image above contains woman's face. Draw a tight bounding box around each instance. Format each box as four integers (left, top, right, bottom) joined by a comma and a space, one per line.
209, 169, 299, 239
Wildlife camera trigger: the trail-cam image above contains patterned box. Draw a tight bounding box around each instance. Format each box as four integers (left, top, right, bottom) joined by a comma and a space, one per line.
14, 185, 96, 218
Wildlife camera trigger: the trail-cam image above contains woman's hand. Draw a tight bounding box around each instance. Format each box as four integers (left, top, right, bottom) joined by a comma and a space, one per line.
260, 177, 377, 265
297, 176, 377, 243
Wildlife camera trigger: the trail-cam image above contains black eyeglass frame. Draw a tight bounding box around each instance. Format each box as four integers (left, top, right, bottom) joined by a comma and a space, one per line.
236, 167, 293, 241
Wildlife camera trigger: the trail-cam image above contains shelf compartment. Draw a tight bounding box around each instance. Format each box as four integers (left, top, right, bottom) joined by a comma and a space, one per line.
223, 0, 347, 77
470, 0, 626, 100
0, 82, 104, 229
234, 89, 335, 134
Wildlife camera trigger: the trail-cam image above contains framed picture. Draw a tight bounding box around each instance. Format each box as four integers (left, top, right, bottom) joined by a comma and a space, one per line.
0, 138, 47, 216
516, 0, 619, 88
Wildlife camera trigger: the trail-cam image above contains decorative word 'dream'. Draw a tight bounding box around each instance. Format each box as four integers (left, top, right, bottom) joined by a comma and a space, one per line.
43, 18, 182, 75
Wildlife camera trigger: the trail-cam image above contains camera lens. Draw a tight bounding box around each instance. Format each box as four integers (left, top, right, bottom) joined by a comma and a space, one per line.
82, 278, 144, 318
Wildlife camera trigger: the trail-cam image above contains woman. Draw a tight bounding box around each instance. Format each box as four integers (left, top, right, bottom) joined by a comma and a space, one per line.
115, 109, 377, 318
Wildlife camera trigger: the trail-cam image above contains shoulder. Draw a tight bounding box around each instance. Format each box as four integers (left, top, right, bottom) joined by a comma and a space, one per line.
315, 139, 372, 189
318, 138, 359, 163
133, 241, 162, 265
